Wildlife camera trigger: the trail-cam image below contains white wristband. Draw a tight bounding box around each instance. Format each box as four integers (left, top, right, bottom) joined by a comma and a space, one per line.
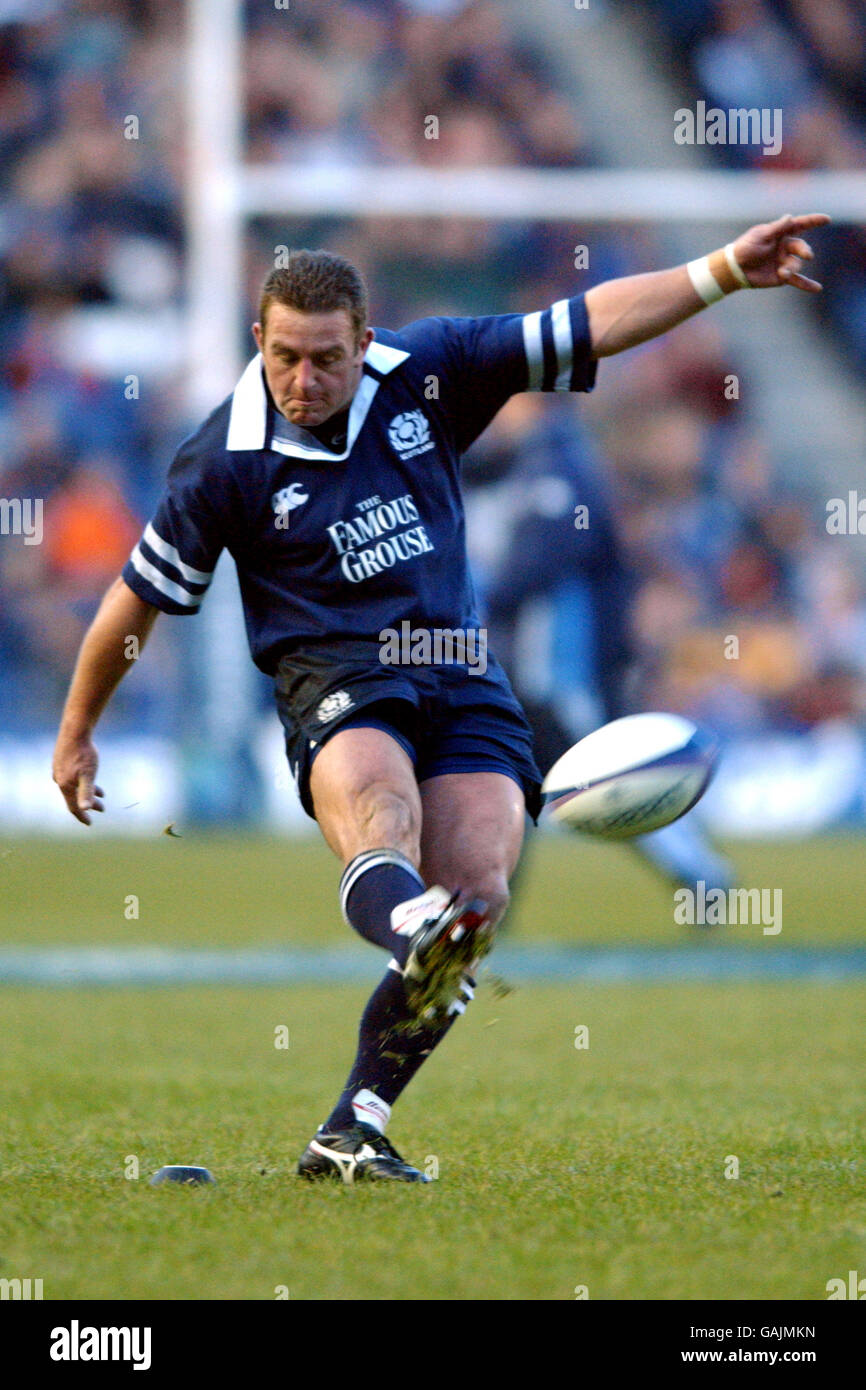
724, 242, 751, 288
687, 256, 725, 305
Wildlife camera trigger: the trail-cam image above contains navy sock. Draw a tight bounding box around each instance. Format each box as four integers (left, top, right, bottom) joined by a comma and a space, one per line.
340, 848, 425, 968
323, 967, 475, 1133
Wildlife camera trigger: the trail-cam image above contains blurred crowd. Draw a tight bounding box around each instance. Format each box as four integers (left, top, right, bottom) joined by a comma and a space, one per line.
1, 0, 864, 749
649, 0, 866, 372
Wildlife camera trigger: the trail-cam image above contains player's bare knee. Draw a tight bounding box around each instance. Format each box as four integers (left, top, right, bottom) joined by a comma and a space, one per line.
353, 782, 420, 860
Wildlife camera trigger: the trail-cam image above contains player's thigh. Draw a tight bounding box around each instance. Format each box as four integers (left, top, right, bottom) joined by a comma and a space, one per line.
309, 725, 422, 865
418, 771, 526, 916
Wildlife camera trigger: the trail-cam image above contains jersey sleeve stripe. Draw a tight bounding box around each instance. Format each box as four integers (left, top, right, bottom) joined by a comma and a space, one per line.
143, 522, 213, 585
551, 298, 574, 391
521, 311, 544, 390
138, 534, 209, 594
128, 545, 206, 609
569, 296, 593, 391
540, 307, 558, 391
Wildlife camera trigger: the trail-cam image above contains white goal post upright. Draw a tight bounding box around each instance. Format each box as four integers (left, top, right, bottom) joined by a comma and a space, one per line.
185, 0, 256, 808
186, 0, 244, 416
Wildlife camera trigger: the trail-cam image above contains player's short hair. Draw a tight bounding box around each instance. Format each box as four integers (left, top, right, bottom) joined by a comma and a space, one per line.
259, 251, 368, 345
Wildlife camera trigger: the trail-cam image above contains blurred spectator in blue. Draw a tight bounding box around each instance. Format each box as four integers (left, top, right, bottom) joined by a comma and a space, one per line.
464, 392, 734, 895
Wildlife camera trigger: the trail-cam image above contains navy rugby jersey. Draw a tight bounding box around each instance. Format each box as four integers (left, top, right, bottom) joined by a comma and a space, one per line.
122, 296, 597, 674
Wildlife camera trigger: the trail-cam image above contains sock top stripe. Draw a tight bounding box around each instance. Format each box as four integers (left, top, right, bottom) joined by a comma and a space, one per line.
339, 848, 424, 923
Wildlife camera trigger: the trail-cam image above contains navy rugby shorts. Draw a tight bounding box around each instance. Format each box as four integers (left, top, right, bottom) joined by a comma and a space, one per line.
273, 640, 543, 823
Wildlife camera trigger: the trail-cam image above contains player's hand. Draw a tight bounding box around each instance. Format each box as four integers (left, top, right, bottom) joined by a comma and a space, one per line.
732, 213, 831, 292
52, 731, 104, 825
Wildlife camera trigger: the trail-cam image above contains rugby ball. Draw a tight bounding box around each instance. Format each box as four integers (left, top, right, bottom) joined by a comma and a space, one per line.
542, 713, 718, 839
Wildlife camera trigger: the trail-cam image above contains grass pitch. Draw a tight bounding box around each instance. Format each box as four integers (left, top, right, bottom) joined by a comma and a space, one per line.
3, 827, 865, 947
1, 832, 865, 1300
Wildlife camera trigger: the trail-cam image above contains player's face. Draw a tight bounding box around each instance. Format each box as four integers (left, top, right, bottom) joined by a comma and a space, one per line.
253, 306, 374, 428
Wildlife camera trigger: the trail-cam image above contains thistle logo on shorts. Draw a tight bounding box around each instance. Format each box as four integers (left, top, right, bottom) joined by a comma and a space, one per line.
387, 411, 434, 459
272, 482, 309, 515
316, 690, 354, 723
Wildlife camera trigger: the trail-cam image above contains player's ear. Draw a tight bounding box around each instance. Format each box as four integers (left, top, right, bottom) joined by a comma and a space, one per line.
358, 327, 374, 355
252, 321, 264, 352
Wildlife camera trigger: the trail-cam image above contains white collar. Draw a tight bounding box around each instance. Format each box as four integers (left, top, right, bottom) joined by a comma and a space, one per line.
225, 340, 410, 460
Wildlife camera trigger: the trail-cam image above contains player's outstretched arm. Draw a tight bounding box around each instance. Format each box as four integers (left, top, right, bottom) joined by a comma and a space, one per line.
585, 213, 831, 359
52, 577, 160, 824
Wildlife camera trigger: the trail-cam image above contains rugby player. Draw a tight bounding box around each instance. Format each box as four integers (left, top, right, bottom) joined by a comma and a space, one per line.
53, 214, 827, 1183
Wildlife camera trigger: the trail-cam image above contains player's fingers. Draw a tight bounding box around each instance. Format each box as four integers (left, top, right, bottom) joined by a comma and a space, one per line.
769, 212, 795, 234
782, 269, 823, 292
61, 785, 92, 825
767, 213, 829, 243
77, 773, 97, 812
784, 237, 813, 260
785, 213, 831, 234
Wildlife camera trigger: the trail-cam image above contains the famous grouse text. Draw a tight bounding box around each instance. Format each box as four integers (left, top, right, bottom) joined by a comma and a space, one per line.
326, 493, 434, 583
